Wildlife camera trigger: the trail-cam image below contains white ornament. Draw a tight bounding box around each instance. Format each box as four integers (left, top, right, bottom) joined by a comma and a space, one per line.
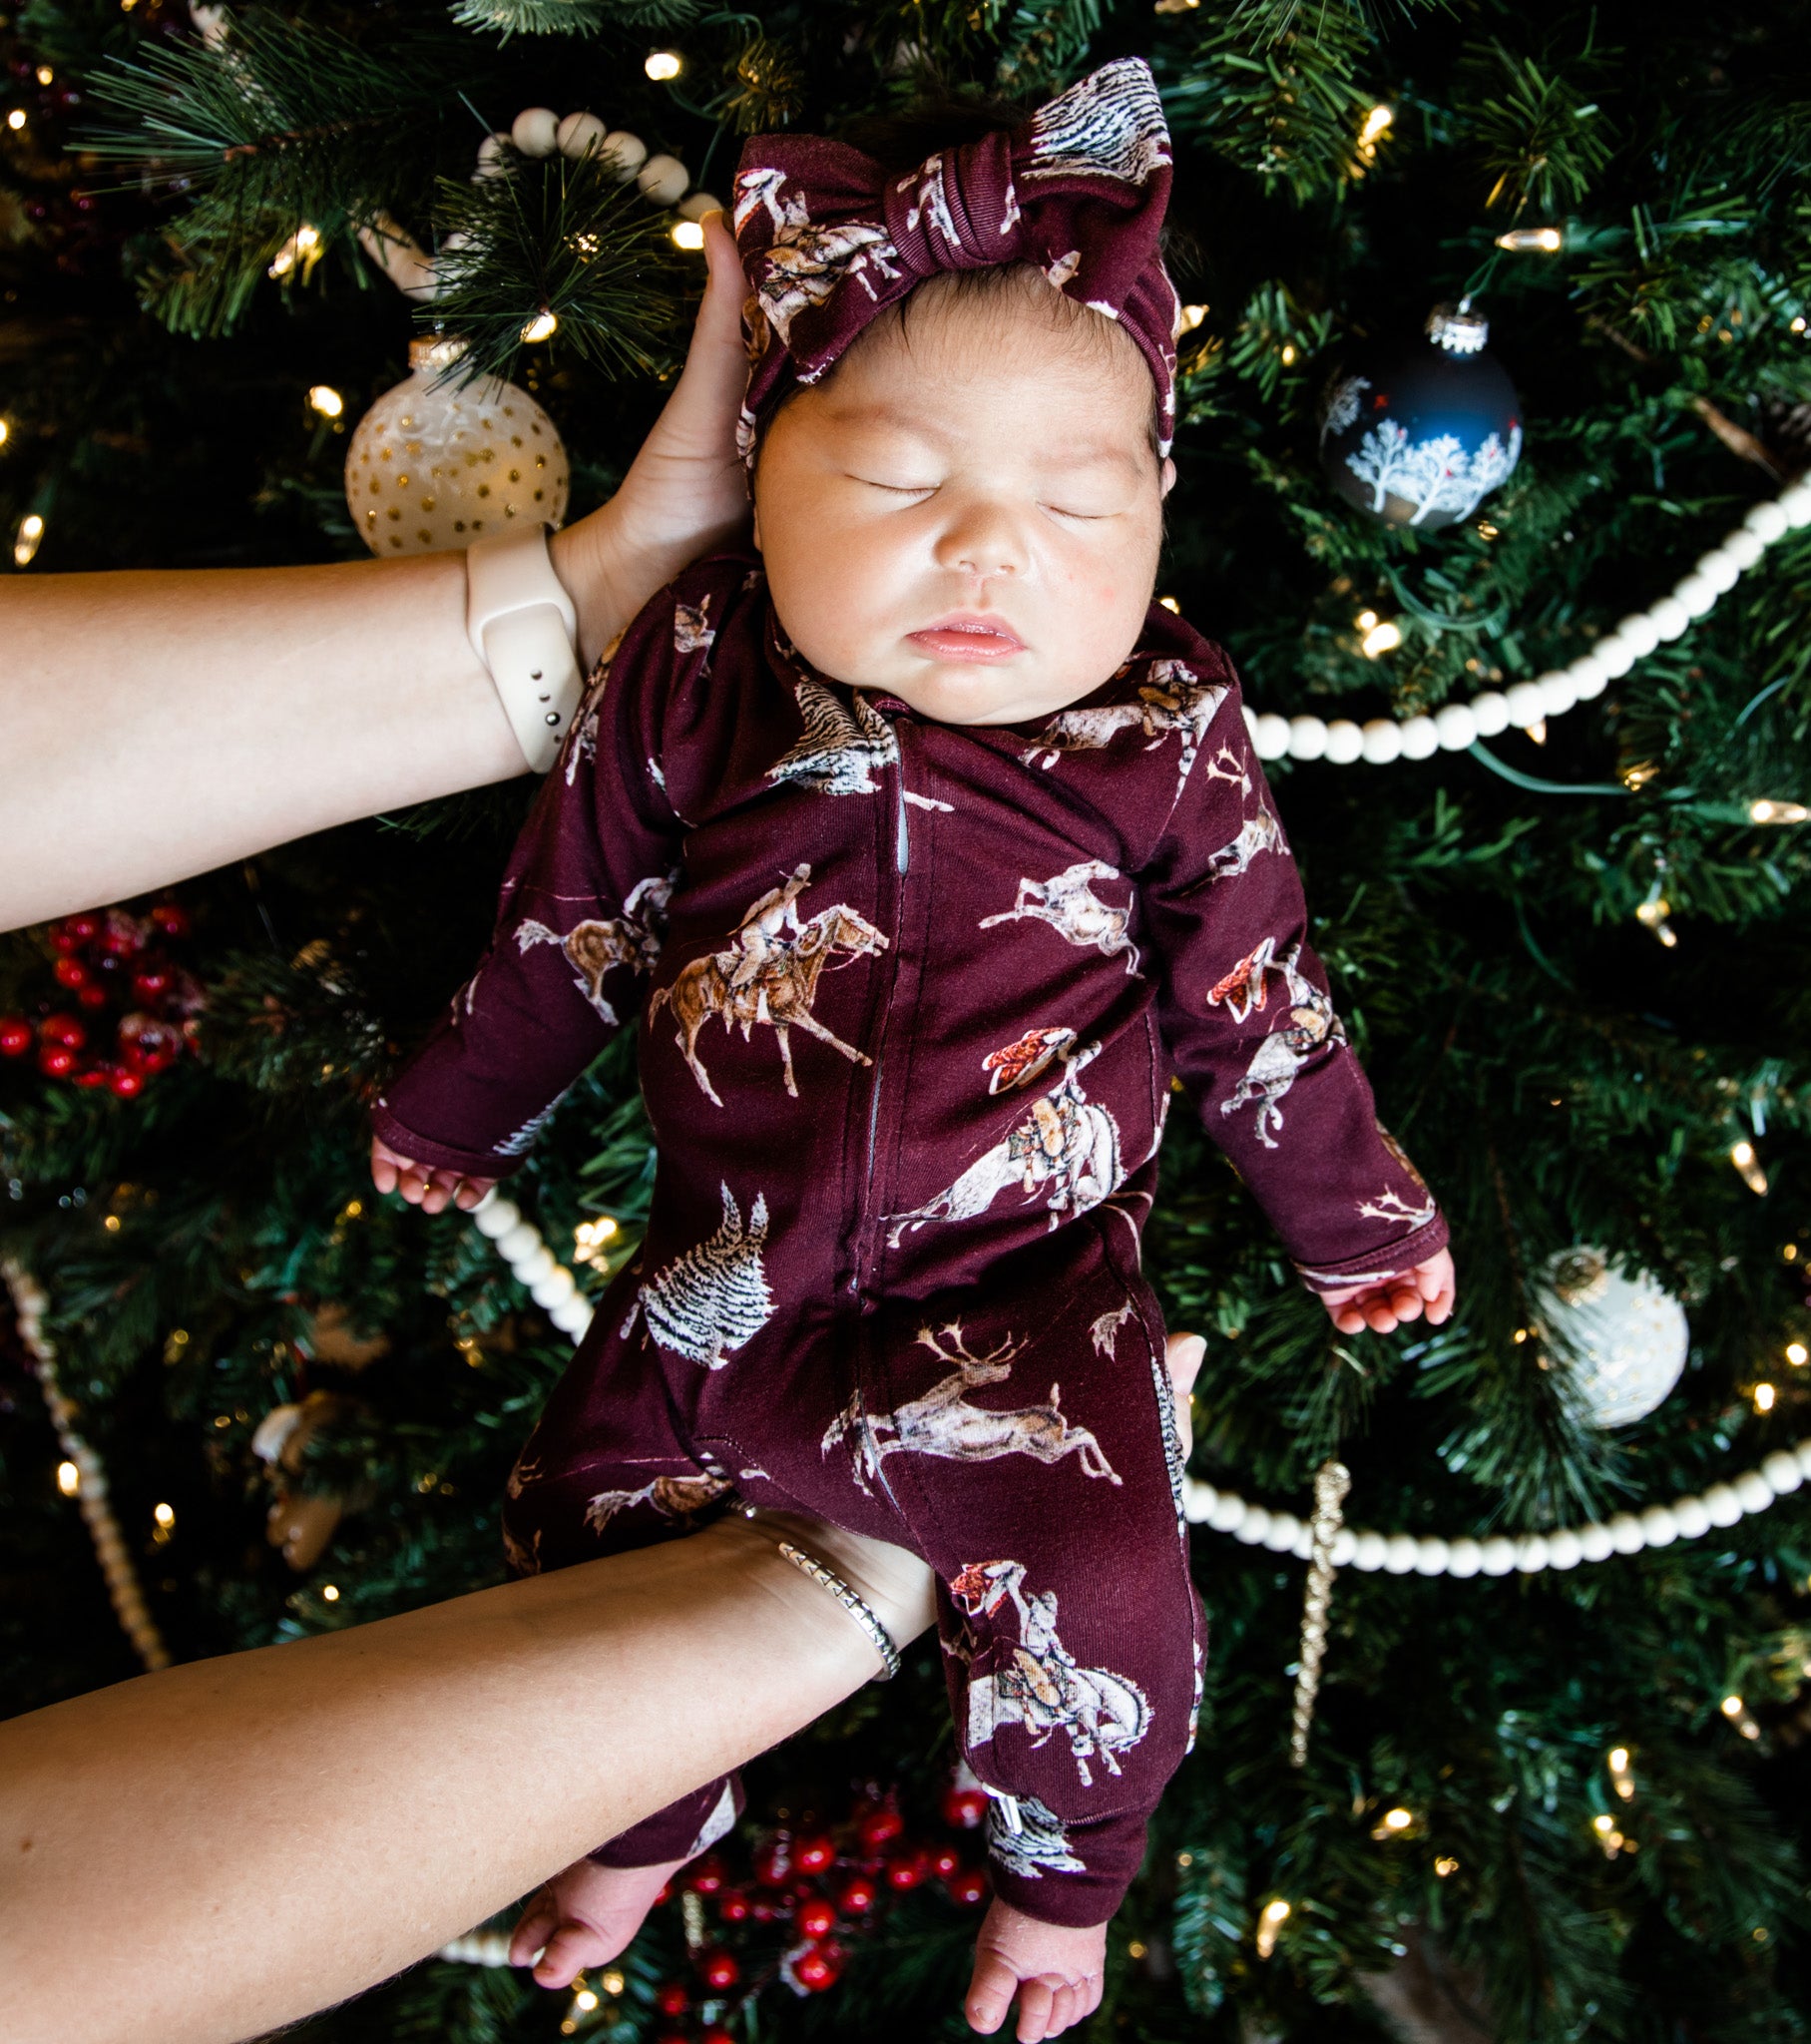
472, 1197, 522, 1239
531, 1266, 577, 1308
1781, 481, 1811, 528
600, 130, 648, 180
1322, 719, 1365, 764
1721, 527, 1765, 571
1701, 1482, 1743, 1527
475, 132, 511, 180
1234, 1504, 1271, 1544
1672, 572, 1717, 617
1696, 548, 1741, 594
510, 1244, 558, 1287
1413, 1536, 1449, 1575
1764, 1450, 1805, 1495
1262, 1511, 1301, 1553
1639, 1504, 1678, 1547
1479, 1537, 1517, 1576
1744, 500, 1790, 543
1434, 702, 1479, 751
556, 112, 609, 160
1351, 1530, 1387, 1572
511, 107, 561, 158
1534, 671, 1579, 719
1359, 718, 1403, 764
1251, 712, 1292, 761
1502, 680, 1547, 728
637, 153, 689, 206
344, 339, 570, 557
494, 1220, 542, 1263
1567, 653, 1610, 699
1397, 716, 1440, 761
1469, 690, 1511, 737
678, 192, 726, 222
1612, 612, 1660, 659
1533, 1246, 1688, 1428
1646, 597, 1690, 642
1735, 1468, 1775, 1514
1286, 715, 1328, 761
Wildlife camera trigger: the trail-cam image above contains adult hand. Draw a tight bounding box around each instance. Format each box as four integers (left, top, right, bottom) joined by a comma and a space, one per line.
551, 212, 749, 668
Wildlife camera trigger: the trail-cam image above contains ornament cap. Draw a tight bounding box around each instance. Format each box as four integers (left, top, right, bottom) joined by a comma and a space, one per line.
1426, 300, 1490, 355
407, 335, 469, 372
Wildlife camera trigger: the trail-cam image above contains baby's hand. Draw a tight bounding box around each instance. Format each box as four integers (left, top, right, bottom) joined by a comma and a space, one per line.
369, 1133, 496, 1215
966, 1896, 1106, 2040
509, 1853, 689, 1989
1316, 1246, 1456, 1336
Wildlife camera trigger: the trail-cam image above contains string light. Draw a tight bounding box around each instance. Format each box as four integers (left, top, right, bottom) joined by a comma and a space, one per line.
1793, 317, 1807, 334
1157, 595, 1181, 613
35, 65, 52, 84
1731, 1140, 1769, 1196
1788, 1343, 1808, 1366
644, 49, 682, 79
573, 1216, 619, 1266
1358, 615, 1402, 658
1635, 892, 1677, 948
1527, 717, 1548, 745
1435, 1855, 1460, 1876
1255, 1898, 1291, 1958
671, 220, 705, 251
306, 385, 343, 419
521, 309, 558, 342
1607, 1748, 1634, 1800
573, 1988, 599, 2011
14, 511, 44, 566
6, 109, 26, 132
1360, 105, 1393, 146
1496, 227, 1565, 253
153, 1501, 176, 1528
1370, 1805, 1414, 1839
1749, 798, 1809, 824
0, 417, 8, 447
600, 1970, 626, 1995
1754, 1382, 1776, 1413
1177, 302, 1207, 333
1280, 342, 1297, 365
1722, 1694, 1745, 1718
321, 1583, 340, 1602
57, 1458, 80, 1496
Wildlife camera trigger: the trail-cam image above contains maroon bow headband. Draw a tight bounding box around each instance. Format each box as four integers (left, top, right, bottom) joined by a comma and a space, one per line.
730, 56, 1179, 466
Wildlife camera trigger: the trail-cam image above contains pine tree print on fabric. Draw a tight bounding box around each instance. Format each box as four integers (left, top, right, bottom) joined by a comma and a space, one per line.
622, 1182, 775, 1368
767, 677, 899, 796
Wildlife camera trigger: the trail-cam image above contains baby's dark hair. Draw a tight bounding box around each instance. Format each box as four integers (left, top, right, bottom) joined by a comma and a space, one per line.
750, 92, 1168, 464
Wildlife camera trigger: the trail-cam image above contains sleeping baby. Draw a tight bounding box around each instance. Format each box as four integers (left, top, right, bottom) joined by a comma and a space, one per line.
371, 58, 1455, 2043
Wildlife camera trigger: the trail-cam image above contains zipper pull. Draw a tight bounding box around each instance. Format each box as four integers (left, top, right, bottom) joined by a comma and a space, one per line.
985, 1787, 1024, 1834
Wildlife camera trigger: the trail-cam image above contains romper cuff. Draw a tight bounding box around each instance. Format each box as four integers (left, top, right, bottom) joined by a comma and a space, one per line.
985, 1804, 1148, 1928
370, 1100, 521, 1184
1290, 1210, 1450, 1294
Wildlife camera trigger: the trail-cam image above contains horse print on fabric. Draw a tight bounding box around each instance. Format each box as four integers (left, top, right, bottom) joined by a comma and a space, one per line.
821, 1322, 1122, 1497
674, 597, 715, 656
952, 1558, 1152, 1787
513, 872, 675, 1025
583, 1469, 733, 1535
620, 1183, 775, 1369
1022, 661, 1229, 797
982, 1026, 1079, 1095
1210, 940, 1347, 1149
1203, 802, 1287, 882
885, 1045, 1123, 1243
650, 865, 889, 1105
979, 858, 1138, 974
766, 678, 899, 796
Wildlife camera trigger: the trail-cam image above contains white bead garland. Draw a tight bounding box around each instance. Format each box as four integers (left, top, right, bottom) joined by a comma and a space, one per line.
1182, 1430, 1811, 1576
470, 1191, 595, 1342
3, 1259, 173, 1671
1243, 478, 1811, 766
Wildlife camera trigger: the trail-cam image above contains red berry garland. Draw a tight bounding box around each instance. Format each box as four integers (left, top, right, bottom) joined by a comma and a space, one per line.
1, 903, 202, 1097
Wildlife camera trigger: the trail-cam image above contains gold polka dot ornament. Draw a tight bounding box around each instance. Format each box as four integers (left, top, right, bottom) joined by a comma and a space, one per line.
343, 336, 570, 556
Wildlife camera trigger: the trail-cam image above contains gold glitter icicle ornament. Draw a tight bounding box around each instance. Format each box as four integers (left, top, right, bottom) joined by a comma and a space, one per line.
344, 338, 570, 556
1289, 1457, 1351, 1768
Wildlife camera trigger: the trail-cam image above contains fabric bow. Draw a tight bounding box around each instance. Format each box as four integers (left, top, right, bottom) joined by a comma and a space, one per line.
730, 56, 1179, 465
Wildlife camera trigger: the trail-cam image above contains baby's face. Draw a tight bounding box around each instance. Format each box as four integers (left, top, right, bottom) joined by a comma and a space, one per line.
752, 272, 1172, 727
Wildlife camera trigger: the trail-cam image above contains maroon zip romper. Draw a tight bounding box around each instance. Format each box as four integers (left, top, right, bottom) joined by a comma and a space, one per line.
374, 550, 1448, 1925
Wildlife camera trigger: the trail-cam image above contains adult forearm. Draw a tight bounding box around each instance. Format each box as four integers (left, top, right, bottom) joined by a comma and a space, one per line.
0, 1516, 929, 2044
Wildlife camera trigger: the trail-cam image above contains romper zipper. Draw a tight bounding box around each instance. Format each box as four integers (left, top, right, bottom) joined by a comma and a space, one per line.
849, 716, 911, 1293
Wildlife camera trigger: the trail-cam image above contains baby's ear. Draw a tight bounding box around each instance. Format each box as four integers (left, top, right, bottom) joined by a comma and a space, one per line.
1159, 456, 1176, 499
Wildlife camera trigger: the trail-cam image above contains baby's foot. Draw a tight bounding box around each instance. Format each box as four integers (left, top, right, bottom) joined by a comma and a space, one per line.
965, 1895, 1107, 2041
509, 1851, 690, 1989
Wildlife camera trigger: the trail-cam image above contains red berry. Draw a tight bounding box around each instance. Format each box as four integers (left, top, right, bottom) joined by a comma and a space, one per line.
837, 1874, 877, 1914
702, 2030, 737, 2044
946, 1867, 990, 1906
71, 1063, 109, 1089
99, 916, 142, 957
150, 902, 191, 938
132, 968, 171, 1000
792, 1944, 841, 1992
796, 1896, 837, 1938
941, 1786, 990, 1829
856, 1807, 904, 1851
792, 1832, 834, 1874
654, 1980, 688, 2015
698, 1948, 739, 1991
53, 956, 89, 989
40, 1013, 86, 1049
67, 914, 98, 943
751, 1899, 776, 1921
718, 1888, 750, 1923
931, 1845, 961, 1880
0, 1018, 32, 1057
38, 1045, 76, 1078
752, 1835, 790, 1885
49, 923, 81, 954
108, 1066, 144, 1098
77, 985, 108, 1010
883, 1847, 927, 1890
686, 1852, 726, 1894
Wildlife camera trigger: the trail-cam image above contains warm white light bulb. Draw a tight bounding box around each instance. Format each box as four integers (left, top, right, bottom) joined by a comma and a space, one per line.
1361, 105, 1393, 144
671, 220, 705, 251
322, 1583, 340, 1602
154, 1501, 176, 1528
1788, 1342, 1808, 1366
1361, 620, 1403, 658
1177, 302, 1207, 333
6, 109, 27, 132
1608, 1748, 1629, 1773
57, 1459, 79, 1496
645, 49, 682, 80
1382, 1806, 1412, 1831
1722, 1694, 1744, 1718
521, 309, 559, 342
1754, 1382, 1776, 1412
307, 384, 343, 418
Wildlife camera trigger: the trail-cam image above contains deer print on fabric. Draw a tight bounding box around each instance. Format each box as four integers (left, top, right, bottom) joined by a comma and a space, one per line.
979, 858, 1138, 973
766, 678, 899, 796
885, 1044, 1123, 1243
1354, 1123, 1439, 1229
821, 1322, 1122, 1497
651, 865, 889, 1105
583, 1469, 733, 1535
514, 872, 676, 1025
951, 1558, 1152, 1787
1022, 662, 1229, 797
1210, 941, 1347, 1149
621, 1183, 775, 1369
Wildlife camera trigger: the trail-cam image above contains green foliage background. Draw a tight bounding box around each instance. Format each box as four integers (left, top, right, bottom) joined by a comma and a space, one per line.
2, 0, 1810, 2037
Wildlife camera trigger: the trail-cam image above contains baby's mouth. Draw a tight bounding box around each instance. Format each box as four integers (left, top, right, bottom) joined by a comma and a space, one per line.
906, 613, 1027, 664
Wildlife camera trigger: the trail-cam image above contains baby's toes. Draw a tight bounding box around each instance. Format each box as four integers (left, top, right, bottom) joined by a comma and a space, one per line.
532, 1921, 612, 1990
965, 1949, 1022, 2035
1013, 1977, 1056, 2042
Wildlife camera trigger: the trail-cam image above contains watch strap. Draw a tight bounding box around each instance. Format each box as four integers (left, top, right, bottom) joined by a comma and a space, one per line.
465, 525, 582, 775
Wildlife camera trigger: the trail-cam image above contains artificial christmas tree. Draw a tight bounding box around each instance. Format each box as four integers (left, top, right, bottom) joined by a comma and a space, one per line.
3, 2, 1810, 2039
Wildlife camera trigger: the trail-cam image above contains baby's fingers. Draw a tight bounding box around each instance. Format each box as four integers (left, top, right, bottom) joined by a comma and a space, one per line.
966, 1949, 1023, 2035
532, 1921, 607, 1990
508, 1889, 557, 1970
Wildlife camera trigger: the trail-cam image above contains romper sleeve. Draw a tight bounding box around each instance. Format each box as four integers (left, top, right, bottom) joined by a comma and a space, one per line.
1137, 661, 1448, 1291
369, 577, 701, 1182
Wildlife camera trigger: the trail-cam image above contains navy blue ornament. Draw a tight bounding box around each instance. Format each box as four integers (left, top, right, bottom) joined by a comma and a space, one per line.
1319, 301, 1522, 529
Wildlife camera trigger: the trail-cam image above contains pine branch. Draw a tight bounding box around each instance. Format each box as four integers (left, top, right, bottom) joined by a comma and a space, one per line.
448, 0, 697, 33
1452, 35, 1616, 220
426, 147, 681, 382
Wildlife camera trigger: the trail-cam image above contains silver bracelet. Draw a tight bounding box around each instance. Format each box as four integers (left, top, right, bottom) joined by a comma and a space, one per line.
776, 1539, 902, 1682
